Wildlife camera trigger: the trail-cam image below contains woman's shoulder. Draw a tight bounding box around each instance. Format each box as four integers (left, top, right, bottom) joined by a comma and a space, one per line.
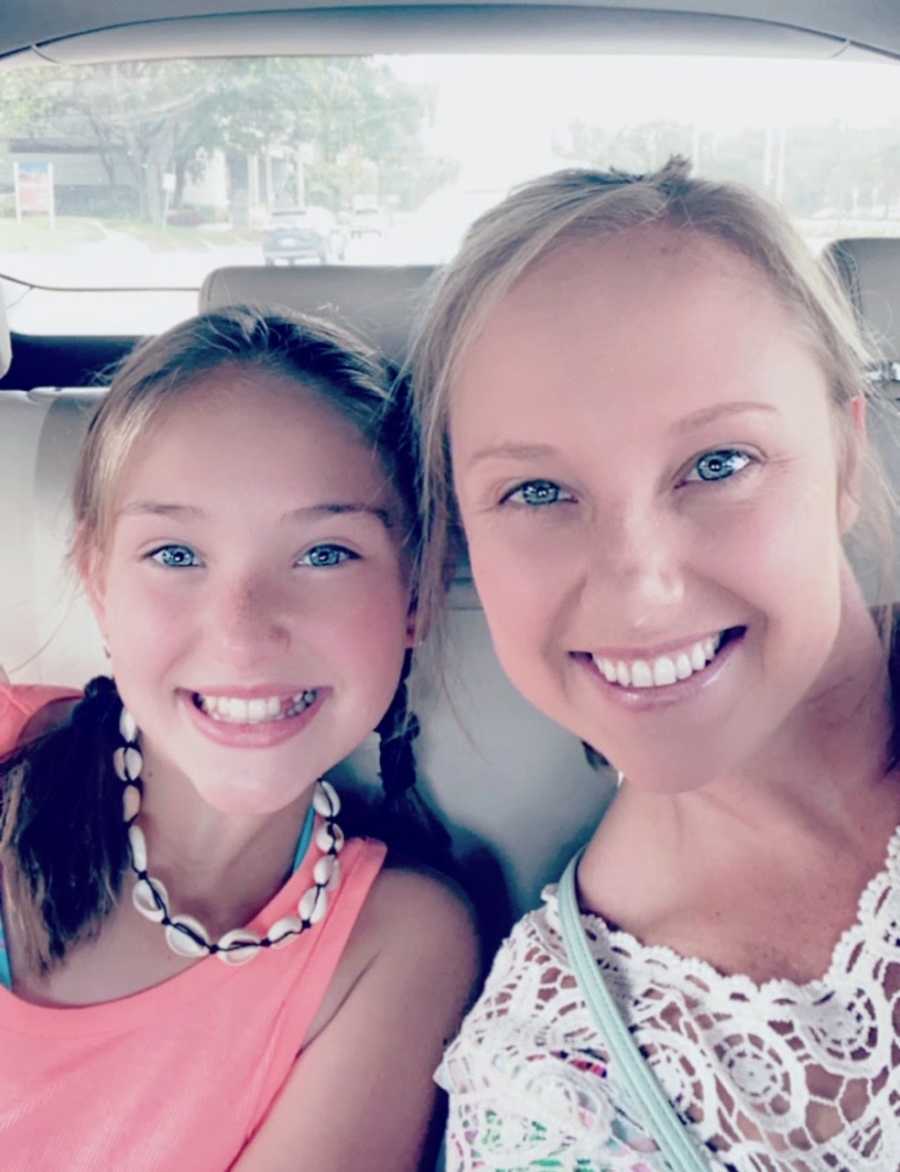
437, 894, 663, 1167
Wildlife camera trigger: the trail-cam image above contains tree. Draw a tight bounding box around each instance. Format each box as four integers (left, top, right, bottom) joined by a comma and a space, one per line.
0, 56, 453, 222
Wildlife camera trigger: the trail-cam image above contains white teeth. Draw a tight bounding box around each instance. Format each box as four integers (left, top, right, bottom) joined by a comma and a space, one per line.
593, 633, 729, 691
195, 689, 318, 724
631, 660, 653, 688
675, 653, 693, 680
227, 698, 248, 722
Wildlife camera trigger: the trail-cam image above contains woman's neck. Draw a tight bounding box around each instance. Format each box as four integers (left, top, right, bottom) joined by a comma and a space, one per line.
580, 591, 900, 949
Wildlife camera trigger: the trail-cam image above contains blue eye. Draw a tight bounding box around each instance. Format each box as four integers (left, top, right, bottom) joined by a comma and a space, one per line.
299, 545, 356, 568
505, 480, 574, 507
686, 449, 752, 483
150, 544, 201, 568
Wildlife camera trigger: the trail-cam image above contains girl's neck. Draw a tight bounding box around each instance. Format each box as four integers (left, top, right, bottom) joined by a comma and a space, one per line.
135, 749, 314, 936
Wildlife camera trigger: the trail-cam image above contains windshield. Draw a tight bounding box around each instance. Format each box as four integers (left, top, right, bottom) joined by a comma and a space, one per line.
2, 53, 899, 332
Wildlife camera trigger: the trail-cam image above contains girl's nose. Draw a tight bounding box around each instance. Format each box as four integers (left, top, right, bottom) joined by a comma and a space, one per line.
210, 576, 291, 659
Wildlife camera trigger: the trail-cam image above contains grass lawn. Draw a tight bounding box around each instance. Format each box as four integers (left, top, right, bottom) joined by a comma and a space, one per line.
0, 216, 107, 251
115, 220, 262, 251
0, 216, 261, 254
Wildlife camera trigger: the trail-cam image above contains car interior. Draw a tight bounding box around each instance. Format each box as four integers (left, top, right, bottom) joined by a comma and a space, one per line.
2, 0, 900, 1024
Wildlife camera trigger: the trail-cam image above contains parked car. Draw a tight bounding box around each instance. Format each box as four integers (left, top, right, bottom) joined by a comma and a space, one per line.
262, 206, 346, 265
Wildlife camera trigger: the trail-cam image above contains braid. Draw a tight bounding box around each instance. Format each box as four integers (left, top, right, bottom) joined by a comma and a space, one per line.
0, 674, 128, 971
372, 652, 453, 865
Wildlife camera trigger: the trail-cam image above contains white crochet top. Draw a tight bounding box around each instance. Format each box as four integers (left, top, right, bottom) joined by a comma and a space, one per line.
438, 825, 900, 1171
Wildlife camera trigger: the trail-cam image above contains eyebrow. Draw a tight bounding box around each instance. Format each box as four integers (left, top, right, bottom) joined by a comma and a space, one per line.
465, 443, 558, 470
670, 401, 778, 433
119, 501, 393, 528
466, 403, 778, 468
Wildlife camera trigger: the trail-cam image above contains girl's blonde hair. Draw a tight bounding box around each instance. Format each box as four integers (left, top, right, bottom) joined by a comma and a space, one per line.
74, 304, 415, 569
2, 305, 425, 972
409, 156, 895, 641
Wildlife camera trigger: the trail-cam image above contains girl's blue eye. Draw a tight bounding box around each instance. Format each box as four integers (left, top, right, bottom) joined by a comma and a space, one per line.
151, 544, 200, 568
505, 480, 574, 507
299, 545, 356, 568
687, 449, 751, 483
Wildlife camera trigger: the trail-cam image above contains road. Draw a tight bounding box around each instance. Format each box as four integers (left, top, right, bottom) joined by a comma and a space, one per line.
0, 225, 396, 336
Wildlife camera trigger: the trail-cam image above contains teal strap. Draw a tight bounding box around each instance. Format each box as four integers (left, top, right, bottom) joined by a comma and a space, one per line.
558, 850, 709, 1172
291, 803, 316, 873
0, 931, 10, 992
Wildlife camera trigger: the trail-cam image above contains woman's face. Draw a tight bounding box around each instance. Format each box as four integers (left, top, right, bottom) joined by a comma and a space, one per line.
449, 227, 861, 792
87, 371, 414, 816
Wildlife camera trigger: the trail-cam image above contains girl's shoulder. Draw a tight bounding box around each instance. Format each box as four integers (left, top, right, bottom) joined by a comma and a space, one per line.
305, 862, 478, 1046
0, 682, 81, 755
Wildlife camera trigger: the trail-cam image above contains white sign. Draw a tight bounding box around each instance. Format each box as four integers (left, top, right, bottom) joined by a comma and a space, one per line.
14, 161, 55, 227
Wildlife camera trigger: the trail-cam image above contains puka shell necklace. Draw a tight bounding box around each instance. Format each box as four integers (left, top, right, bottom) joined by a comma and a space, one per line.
114, 706, 344, 966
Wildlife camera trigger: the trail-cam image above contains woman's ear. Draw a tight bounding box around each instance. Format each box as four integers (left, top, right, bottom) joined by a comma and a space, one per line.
838, 396, 867, 534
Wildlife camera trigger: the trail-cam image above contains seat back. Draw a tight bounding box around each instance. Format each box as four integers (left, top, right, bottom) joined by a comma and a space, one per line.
199, 264, 435, 365
826, 237, 900, 603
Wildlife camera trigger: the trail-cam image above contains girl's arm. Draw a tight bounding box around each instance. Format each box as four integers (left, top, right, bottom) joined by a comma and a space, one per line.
233, 868, 479, 1172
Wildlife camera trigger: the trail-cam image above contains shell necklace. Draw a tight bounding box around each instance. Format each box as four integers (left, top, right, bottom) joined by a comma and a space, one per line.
114, 705, 344, 966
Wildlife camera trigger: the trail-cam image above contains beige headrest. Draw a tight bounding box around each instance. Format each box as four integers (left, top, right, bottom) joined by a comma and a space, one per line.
826, 237, 900, 358
0, 286, 11, 378
199, 264, 435, 364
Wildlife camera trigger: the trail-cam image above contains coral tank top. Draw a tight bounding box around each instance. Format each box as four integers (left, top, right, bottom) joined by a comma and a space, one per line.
0, 684, 386, 1171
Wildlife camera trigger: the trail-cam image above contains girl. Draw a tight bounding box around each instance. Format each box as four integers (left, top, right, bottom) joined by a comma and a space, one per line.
0, 306, 477, 1171
411, 159, 900, 1169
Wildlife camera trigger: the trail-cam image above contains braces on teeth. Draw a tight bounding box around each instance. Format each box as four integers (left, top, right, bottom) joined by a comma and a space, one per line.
593, 633, 725, 689
196, 690, 317, 724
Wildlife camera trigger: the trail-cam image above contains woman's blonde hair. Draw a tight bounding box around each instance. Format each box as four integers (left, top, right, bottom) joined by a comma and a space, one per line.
409, 156, 896, 641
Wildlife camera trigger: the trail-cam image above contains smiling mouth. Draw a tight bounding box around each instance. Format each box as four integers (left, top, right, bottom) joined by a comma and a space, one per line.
588, 627, 745, 689
190, 690, 318, 724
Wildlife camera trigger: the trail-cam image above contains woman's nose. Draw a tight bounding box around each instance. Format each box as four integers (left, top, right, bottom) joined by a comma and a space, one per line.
589, 504, 685, 625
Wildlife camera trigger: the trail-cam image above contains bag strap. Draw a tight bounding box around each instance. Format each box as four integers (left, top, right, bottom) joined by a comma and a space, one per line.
558, 850, 709, 1172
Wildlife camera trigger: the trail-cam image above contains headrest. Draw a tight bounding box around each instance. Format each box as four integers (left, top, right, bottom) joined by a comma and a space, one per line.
825, 237, 900, 358
199, 264, 435, 365
0, 285, 11, 378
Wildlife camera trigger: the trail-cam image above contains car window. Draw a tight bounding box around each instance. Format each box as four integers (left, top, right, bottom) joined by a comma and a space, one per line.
2, 53, 899, 333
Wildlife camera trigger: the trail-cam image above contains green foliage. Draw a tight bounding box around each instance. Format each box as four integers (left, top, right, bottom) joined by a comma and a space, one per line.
556, 115, 900, 220
0, 57, 452, 222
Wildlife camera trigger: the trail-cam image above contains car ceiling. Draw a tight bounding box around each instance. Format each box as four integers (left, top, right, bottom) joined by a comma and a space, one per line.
2, 1, 900, 64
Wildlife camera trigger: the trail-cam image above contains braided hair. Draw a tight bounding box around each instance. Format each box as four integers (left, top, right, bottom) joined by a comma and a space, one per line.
2, 307, 455, 973
0, 676, 127, 971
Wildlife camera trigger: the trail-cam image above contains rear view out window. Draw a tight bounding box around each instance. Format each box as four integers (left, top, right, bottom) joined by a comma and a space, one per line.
1, 53, 899, 332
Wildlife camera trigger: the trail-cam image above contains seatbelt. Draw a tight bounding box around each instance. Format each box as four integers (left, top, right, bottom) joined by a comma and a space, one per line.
558, 850, 710, 1172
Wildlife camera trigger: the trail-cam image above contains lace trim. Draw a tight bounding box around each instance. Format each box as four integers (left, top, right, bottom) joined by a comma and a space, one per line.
439, 824, 900, 1171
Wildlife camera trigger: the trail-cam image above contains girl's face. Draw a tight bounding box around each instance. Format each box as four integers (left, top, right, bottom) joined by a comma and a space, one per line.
87, 370, 413, 816
450, 227, 862, 792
